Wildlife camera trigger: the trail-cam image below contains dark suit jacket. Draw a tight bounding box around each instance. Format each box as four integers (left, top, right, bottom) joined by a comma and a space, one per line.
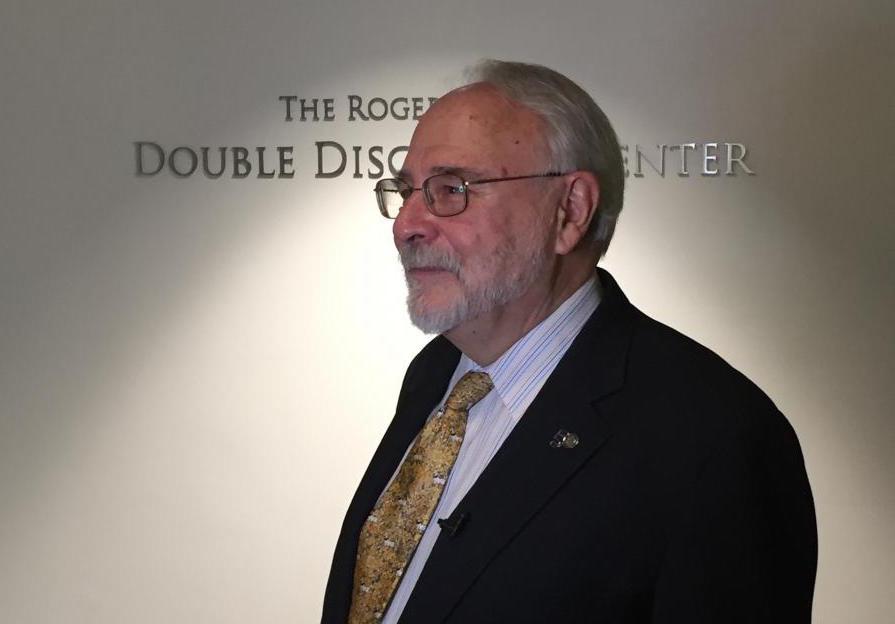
322, 269, 817, 623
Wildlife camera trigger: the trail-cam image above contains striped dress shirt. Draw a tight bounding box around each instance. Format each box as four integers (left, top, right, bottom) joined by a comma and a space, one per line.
380, 274, 601, 623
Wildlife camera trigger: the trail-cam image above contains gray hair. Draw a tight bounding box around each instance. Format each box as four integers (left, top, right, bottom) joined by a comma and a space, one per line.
463, 59, 625, 258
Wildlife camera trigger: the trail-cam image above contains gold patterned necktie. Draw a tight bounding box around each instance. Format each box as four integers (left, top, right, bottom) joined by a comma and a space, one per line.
347, 371, 494, 623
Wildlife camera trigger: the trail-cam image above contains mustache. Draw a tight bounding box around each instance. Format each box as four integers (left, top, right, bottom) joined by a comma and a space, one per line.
398, 244, 461, 275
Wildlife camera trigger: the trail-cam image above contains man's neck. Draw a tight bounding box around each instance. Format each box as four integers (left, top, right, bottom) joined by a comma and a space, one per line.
444, 259, 595, 366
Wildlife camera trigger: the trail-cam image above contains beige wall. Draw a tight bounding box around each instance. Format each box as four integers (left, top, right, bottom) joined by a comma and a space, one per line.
1, 1, 892, 621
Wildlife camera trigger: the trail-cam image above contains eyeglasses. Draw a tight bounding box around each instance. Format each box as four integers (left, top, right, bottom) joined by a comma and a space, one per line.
374, 172, 567, 219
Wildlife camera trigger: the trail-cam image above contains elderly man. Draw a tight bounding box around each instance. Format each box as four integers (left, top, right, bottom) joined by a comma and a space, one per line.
321, 60, 817, 624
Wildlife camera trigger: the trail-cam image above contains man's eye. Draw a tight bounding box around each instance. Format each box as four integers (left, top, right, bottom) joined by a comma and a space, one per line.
442, 184, 466, 195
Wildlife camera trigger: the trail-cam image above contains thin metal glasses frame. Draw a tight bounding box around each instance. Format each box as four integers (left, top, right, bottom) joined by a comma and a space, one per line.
374, 171, 567, 218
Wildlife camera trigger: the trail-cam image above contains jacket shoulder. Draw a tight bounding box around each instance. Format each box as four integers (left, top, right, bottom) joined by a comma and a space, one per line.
622, 307, 793, 441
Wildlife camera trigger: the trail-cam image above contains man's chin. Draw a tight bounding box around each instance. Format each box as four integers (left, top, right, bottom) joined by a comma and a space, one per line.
406, 299, 469, 335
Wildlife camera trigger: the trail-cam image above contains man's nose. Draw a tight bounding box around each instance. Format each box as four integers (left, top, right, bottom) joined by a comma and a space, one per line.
392, 188, 438, 245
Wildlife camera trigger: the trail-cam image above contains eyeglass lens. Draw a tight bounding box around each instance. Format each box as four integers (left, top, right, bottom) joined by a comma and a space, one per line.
375, 174, 467, 219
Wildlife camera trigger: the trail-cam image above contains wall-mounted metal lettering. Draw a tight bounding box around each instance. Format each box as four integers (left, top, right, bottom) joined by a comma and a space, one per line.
135, 142, 296, 179
622, 143, 755, 177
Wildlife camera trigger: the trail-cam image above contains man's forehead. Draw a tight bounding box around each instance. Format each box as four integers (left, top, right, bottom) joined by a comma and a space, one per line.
402, 84, 548, 178
423, 83, 539, 132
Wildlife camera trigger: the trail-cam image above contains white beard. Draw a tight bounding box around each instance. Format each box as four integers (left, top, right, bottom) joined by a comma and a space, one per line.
398, 230, 552, 334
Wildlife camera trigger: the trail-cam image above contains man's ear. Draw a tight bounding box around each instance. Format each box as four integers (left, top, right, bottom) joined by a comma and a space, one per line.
555, 172, 600, 255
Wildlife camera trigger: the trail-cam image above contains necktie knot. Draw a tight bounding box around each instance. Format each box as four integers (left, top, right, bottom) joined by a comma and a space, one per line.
444, 371, 493, 411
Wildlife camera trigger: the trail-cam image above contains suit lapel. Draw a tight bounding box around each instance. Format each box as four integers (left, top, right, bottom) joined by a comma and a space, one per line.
321, 337, 460, 623
399, 269, 637, 623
